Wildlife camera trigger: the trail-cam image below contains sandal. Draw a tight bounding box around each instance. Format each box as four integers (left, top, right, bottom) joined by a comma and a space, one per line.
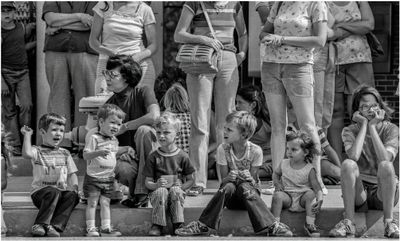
186, 186, 204, 196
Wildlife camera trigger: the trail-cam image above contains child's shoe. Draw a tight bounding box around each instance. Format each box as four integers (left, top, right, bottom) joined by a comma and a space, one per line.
304, 223, 320, 237
329, 219, 355, 238
148, 224, 162, 236
100, 227, 122, 237
266, 221, 293, 237
31, 224, 46, 237
45, 225, 60, 237
384, 220, 400, 238
175, 221, 212, 236
86, 227, 100, 237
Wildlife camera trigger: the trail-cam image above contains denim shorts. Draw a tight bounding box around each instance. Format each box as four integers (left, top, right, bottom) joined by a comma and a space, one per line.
355, 181, 399, 212
261, 62, 314, 98
83, 174, 114, 199
335, 63, 374, 94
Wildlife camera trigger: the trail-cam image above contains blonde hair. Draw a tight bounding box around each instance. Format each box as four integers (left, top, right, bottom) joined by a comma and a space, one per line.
163, 83, 190, 113
154, 111, 181, 133
225, 111, 257, 140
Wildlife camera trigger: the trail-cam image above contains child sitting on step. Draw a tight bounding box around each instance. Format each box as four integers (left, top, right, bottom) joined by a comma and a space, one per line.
83, 104, 135, 237
143, 112, 195, 236
329, 85, 399, 238
271, 131, 323, 237
21, 113, 80, 237
175, 111, 293, 237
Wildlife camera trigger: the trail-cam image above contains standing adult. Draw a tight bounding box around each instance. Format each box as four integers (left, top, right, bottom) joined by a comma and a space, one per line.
42, 2, 99, 144
259, 2, 327, 188
90, 1, 157, 94
174, 1, 248, 196
326, 1, 375, 159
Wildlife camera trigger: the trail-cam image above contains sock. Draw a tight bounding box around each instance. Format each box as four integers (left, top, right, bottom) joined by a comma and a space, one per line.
306, 216, 315, 225
101, 219, 111, 230
275, 217, 280, 222
385, 218, 393, 226
86, 220, 95, 229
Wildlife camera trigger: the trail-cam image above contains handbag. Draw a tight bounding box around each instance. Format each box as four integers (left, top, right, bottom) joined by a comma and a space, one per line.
176, 2, 220, 75
366, 32, 384, 58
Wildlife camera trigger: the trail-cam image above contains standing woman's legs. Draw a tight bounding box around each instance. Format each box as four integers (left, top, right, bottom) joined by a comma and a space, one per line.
187, 73, 214, 189
94, 54, 110, 95
137, 58, 156, 89
214, 51, 239, 147
261, 62, 288, 171
283, 64, 322, 181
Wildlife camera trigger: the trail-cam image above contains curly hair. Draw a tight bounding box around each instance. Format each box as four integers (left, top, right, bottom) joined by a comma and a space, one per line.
286, 130, 319, 163
106, 55, 142, 88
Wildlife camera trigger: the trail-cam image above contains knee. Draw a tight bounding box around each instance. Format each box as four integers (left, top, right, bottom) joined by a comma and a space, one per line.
378, 161, 395, 178
87, 197, 99, 208
341, 159, 359, 176
99, 196, 110, 207
135, 125, 155, 139
221, 182, 236, 194
116, 161, 138, 180
272, 191, 285, 203
303, 190, 316, 202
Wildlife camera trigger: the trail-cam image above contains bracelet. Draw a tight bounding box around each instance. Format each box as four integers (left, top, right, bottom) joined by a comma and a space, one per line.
280, 36, 285, 45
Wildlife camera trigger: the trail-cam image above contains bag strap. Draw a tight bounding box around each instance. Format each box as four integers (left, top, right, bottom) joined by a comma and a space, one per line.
200, 2, 217, 40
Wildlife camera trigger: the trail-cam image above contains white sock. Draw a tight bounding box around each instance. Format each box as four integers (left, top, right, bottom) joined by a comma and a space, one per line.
86, 220, 95, 229
306, 216, 315, 225
101, 219, 111, 230
385, 218, 393, 226
275, 217, 280, 222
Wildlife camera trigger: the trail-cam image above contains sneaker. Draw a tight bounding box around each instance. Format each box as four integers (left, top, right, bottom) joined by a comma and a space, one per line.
175, 221, 212, 236
100, 227, 122, 237
173, 222, 184, 234
384, 220, 400, 238
186, 186, 204, 196
148, 224, 162, 236
31, 224, 46, 237
46, 225, 60, 237
267, 221, 293, 237
304, 223, 320, 237
329, 219, 355, 238
86, 227, 100, 237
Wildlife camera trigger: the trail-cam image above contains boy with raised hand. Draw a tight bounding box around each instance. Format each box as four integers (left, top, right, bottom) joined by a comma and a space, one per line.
21, 113, 79, 237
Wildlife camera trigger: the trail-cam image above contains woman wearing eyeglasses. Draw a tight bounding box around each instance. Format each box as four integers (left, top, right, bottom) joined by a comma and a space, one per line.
89, 1, 157, 94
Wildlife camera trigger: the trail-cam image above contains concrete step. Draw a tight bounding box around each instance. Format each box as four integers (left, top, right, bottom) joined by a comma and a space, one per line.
3, 177, 398, 238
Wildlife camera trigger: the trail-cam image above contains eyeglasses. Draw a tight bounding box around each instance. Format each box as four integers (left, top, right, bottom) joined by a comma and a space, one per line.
359, 103, 379, 112
102, 70, 120, 79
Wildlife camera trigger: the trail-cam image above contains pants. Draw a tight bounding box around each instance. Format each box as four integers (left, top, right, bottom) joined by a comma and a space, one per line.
114, 125, 158, 196
1, 68, 32, 147
149, 186, 185, 226
187, 50, 239, 188
31, 186, 79, 231
95, 54, 156, 94
45, 51, 98, 132
199, 182, 275, 233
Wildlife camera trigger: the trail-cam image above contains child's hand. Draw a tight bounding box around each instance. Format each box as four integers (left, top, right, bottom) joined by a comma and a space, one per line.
1, 84, 9, 96
119, 147, 135, 161
157, 178, 168, 188
352, 111, 368, 125
238, 170, 253, 181
312, 199, 323, 214
21, 125, 33, 136
227, 170, 238, 182
99, 149, 111, 157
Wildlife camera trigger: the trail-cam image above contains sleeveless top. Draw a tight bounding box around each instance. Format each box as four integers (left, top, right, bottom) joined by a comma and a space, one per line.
281, 158, 314, 193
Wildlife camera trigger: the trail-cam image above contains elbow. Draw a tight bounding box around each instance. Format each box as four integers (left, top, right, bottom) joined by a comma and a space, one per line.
367, 18, 375, 32
174, 32, 182, 43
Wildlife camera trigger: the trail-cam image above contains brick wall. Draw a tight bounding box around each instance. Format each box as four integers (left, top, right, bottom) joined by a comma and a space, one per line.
375, 2, 399, 125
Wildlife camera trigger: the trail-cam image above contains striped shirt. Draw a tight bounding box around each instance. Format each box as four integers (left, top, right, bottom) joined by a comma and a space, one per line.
30, 145, 78, 194
84, 132, 119, 179
184, 1, 242, 49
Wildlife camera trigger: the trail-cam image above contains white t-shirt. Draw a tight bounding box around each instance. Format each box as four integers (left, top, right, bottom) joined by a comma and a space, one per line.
93, 1, 156, 55
217, 141, 263, 170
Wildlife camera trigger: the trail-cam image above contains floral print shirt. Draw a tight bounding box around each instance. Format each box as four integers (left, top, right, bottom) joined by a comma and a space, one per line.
263, 1, 327, 64
327, 1, 372, 65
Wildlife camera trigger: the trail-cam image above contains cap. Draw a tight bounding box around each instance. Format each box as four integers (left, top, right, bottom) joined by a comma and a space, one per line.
1, 2, 16, 10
